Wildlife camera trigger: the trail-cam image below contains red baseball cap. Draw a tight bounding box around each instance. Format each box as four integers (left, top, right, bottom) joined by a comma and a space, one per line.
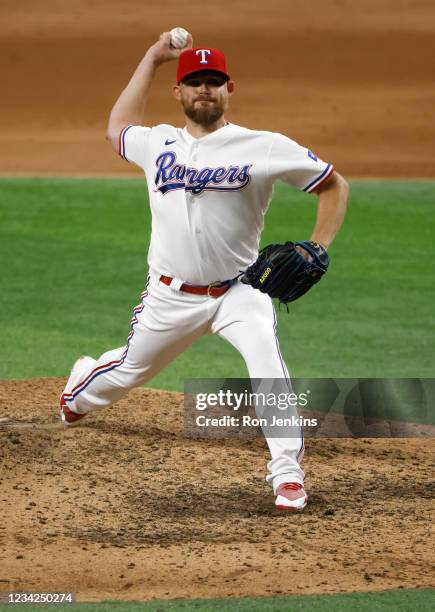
177, 47, 230, 84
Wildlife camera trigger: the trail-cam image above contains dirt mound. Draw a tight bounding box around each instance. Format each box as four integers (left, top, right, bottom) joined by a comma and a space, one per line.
0, 377, 433, 601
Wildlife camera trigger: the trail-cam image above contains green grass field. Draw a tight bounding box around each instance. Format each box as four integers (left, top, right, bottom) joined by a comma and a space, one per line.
1, 178, 434, 386
0, 589, 434, 611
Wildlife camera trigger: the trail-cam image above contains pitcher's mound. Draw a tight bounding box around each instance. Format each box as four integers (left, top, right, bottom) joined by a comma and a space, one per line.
0, 378, 433, 601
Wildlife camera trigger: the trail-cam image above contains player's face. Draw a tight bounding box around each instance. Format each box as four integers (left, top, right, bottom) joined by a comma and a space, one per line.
173, 71, 234, 126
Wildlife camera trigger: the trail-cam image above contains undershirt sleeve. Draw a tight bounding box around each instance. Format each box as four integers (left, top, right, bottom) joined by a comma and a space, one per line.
268, 133, 334, 193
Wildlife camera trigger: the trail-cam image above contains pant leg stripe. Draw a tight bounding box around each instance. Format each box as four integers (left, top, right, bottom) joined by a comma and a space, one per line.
271, 301, 304, 459
64, 277, 150, 402
271, 303, 292, 390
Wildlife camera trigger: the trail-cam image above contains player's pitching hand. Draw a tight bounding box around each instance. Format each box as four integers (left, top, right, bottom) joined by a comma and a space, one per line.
148, 31, 193, 66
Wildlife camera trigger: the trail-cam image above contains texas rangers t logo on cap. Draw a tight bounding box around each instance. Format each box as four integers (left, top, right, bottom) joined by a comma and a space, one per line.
176, 47, 230, 83
196, 49, 211, 64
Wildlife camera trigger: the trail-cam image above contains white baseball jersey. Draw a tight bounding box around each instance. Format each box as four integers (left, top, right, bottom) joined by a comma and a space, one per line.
119, 123, 334, 285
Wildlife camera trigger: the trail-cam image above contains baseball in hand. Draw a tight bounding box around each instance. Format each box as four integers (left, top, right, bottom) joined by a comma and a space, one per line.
169, 27, 190, 49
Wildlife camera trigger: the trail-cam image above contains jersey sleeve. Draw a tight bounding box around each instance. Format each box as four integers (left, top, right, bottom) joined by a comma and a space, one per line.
118, 125, 151, 168
268, 133, 334, 193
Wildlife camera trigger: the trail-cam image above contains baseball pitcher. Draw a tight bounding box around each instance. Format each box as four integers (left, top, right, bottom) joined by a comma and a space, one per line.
60, 31, 349, 511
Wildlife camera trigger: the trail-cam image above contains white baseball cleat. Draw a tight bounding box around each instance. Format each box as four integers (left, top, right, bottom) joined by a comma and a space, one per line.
59, 356, 96, 427
275, 482, 308, 511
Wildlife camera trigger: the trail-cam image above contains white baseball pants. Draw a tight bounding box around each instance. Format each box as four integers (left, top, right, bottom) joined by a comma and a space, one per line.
64, 271, 304, 491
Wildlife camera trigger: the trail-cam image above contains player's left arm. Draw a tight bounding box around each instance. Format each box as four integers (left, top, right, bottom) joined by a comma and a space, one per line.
308, 171, 349, 249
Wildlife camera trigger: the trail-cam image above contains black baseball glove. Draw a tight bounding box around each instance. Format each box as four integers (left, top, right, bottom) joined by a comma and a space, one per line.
240, 241, 330, 304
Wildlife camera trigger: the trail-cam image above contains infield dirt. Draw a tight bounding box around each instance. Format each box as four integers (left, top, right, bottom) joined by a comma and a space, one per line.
0, 378, 433, 601
1, 0, 434, 177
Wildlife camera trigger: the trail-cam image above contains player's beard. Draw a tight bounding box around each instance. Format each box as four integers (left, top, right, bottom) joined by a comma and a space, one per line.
182, 97, 226, 126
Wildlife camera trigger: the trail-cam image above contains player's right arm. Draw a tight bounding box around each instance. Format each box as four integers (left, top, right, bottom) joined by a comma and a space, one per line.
106, 32, 192, 152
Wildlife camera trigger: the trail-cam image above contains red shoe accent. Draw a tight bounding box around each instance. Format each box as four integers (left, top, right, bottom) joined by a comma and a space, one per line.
281, 483, 304, 491
275, 482, 308, 512
60, 395, 86, 424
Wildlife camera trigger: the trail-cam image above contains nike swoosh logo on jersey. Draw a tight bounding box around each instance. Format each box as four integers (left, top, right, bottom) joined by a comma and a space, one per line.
165, 139, 176, 145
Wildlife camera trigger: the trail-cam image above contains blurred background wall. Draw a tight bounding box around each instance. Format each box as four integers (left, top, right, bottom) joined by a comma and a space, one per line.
1, 0, 433, 176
